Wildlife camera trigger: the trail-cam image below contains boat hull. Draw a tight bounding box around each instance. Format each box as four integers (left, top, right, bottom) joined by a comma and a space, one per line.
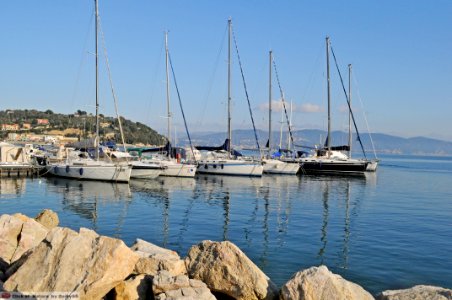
263, 159, 300, 175
299, 158, 369, 175
160, 163, 197, 178
46, 163, 132, 182
196, 159, 263, 177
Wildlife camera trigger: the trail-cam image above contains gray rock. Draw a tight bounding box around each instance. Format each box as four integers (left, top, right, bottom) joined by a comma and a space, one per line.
131, 239, 186, 276
377, 285, 452, 300
35, 209, 59, 230
280, 265, 374, 300
185, 240, 278, 300
4, 227, 140, 299
153, 270, 216, 300
112, 274, 153, 300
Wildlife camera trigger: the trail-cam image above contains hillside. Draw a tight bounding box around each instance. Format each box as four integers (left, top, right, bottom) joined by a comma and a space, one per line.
0, 109, 166, 145
185, 129, 452, 156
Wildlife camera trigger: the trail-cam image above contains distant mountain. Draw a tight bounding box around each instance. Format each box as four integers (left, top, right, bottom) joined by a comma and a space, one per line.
0, 109, 166, 145
183, 129, 452, 156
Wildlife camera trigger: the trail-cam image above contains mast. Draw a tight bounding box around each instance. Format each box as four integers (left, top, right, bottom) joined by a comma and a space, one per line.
326, 36, 331, 156
348, 64, 352, 158
227, 18, 232, 157
94, 0, 100, 161
165, 31, 172, 145
268, 50, 272, 152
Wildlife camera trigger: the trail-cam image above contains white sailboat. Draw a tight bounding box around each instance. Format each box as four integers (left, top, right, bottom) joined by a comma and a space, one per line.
263, 50, 300, 175
142, 32, 196, 178
46, 0, 132, 182
195, 19, 263, 177
300, 37, 370, 175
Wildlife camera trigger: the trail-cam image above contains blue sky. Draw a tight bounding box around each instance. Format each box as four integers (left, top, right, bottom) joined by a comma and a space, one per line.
1, 1, 451, 141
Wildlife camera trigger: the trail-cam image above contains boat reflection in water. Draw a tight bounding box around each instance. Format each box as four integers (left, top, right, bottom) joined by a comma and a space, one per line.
45, 178, 132, 232
0, 177, 27, 197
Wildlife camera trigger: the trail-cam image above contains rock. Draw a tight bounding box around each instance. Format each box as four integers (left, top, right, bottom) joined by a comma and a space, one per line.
131, 239, 186, 276
152, 270, 216, 300
0, 214, 48, 265
112, 274, 152, 300
280, 265, 374, 300
4, 227, 140, 299
185, 240, 278, 300
377, 285, 452, 300
35, 209, 59, 229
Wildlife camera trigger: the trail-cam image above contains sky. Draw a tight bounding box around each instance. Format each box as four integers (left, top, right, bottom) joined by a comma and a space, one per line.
1, 1, 451, 141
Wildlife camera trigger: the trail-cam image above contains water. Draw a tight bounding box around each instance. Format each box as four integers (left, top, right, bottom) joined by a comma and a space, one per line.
0, 154, 451, 295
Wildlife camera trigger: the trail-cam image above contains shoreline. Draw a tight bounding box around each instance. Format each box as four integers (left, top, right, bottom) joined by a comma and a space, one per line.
1, 209, 450, 300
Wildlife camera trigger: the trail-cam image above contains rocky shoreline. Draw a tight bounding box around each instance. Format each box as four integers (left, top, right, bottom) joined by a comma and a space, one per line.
0, 209, 450, 300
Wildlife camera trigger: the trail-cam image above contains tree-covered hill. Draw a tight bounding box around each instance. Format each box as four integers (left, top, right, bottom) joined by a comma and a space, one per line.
0, 109, 166, 145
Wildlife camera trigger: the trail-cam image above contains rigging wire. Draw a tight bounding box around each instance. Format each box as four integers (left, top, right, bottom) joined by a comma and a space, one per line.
98, 17, 127, 157
168, 52, 197, 163
272, 57, 304, 149
352, 70, 378, 159
197, 25, 228, 131
231, 24, 261, 154
329, 44, 367, 159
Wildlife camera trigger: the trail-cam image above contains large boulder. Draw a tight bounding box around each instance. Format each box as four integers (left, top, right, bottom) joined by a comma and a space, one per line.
4, 227, 139, 299
111, 274, 153, 300
185, 240, 278, 300
377, 285, 452, 300
152, 270, 216, 300
0, 213, 48, 266
280, 265, 374, 300
35, 209, 59, 230
131, 239, 186, 276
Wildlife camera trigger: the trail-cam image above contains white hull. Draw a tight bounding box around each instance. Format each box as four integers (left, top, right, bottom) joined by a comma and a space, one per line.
46, 161, 132, 182
131, 168, 161, 179
196, 159, 263, 177
131, 161, 163, 179
161, 163, 197, 177
366, 160, 378, 172
263, 159, 300, 175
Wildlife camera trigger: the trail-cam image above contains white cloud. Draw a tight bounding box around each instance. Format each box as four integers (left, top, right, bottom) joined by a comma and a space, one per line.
259, 100, 324, 114
300, 103, 323, 113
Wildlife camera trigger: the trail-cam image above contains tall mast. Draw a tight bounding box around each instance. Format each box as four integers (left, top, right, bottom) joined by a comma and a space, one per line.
94, 0, 99, 161
268, 50, 272, 152
227, 18, 232, 157
326, 36, 331, 156
165, 31, 172, 145
348, 64, 352, 158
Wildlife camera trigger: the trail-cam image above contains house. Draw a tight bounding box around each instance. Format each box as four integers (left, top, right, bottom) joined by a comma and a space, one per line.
22, 123, 32, 130
36, 119, 49, 125
1, 124, 20, 131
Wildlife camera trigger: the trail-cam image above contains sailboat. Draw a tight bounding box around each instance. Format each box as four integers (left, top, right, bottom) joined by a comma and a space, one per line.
299, 37, 370, 175
262, 50, 300, 175
46, 0, 132, 182
138, 32, 197, 178
195, 19, 263, 177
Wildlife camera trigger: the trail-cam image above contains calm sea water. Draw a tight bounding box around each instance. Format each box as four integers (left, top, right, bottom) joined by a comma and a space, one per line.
0, 154, 451, 295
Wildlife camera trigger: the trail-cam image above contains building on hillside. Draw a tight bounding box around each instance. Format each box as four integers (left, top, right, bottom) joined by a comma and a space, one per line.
1, 124, 20, 131
36, 119, 49, 125
22, 123, 32, 130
